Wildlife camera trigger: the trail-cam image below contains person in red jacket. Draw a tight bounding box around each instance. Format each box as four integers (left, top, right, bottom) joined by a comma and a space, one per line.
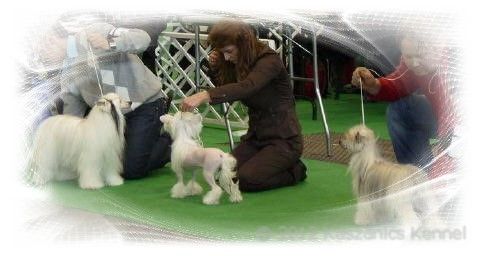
351, 35, 459, 179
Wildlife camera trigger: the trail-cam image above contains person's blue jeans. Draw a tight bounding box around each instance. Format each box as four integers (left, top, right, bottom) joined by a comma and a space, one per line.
387, 94, 437, 168
122, 98, 172, 179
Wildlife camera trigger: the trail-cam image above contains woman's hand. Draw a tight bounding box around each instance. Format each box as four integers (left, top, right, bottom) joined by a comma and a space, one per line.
209, 50, 221, 68
181, 91, 211, 112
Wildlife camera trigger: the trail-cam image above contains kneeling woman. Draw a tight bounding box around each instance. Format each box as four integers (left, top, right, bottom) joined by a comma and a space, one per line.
181, 20, 307, 192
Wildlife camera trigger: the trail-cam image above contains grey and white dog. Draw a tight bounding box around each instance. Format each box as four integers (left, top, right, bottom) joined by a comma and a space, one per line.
340, 124, 441, 227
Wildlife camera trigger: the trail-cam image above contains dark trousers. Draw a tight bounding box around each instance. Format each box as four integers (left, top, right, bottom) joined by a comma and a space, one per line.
233, 136, 307, 192
122, 98, 172, 179
387, 94, 437, 168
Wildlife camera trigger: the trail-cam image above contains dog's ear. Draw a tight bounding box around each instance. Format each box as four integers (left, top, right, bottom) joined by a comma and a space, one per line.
96, 99, 106, 107
95, 99, 111, 111
181, 112, 201, 123
193, 113, 202, 123
159, 114, 173, 124
186, 113, 202, 127
120, 99, 132, 110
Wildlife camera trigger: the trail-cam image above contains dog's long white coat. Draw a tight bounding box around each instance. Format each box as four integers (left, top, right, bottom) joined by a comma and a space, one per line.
30, 93, 127, 189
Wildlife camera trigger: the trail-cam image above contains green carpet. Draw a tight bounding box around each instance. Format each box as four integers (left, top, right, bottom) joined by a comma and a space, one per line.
50, 159, 355, 240
48, 93, 391, 240
295, 94, 390, 139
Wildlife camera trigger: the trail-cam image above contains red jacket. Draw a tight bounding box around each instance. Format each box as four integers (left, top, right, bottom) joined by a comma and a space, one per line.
369, 59, 458, 178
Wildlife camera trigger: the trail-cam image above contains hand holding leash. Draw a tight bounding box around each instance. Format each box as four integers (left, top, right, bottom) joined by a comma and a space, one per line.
181, 91, 211, 112
351, 67, 380, 95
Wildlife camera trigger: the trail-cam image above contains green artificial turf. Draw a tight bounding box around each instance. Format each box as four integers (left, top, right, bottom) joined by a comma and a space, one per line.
295, 94, 390, 139
50, 159, 356, 240
48, 93, 391, 240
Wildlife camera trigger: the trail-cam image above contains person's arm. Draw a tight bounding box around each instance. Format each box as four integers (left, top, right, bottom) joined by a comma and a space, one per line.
61, 92, 88, 117
372, 78, 411, 101
351, 67, 381, 95
84, 23, 151, 54
59, 63, 89, 117
181, 53, 282, 111
208, 54, 282, 104
370, 61, 416, 101
351, 61, 416, 102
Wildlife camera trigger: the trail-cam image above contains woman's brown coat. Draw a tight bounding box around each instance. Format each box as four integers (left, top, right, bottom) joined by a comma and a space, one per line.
208, 45, 302, 145
206, 45, 306, 191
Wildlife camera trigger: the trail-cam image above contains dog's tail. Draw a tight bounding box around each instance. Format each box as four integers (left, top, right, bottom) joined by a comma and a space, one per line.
219, 153, 243, 203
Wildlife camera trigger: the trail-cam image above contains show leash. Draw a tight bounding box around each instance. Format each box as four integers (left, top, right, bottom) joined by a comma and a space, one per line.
87, 43, 104, 97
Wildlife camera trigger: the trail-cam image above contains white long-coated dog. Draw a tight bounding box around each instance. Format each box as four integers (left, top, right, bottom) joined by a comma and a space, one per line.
340, 124, 440, 227
160, 112, 242, 205
30, 93, 131, 189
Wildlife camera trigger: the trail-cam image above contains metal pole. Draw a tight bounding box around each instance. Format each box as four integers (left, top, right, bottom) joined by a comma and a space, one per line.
282, 34, 312, 56
222, 103, 236, 152
287, 26, 295, 90
194, 24, 201, 93
312, 29, 332, 157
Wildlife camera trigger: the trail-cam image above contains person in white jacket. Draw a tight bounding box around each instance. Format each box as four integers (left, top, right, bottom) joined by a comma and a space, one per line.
54, 22, 171, 179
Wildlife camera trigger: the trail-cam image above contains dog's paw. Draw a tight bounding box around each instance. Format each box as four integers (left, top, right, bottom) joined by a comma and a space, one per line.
397, 207, 422, 228
105, 175, 124, 187
186, 180, 203, 196
79, 180, 105, 190
423, 215, 446, 229
401, 216, 422, 229
79, 172, 105, 190
354, 217, 371, 226
202, 189, 222, 205
202, 196, 219, 205
30, 173, 48, 186
171, 183, 187, 198
354, 211, 372, 226
228, 188, 243, 203
229, 193, 243, 203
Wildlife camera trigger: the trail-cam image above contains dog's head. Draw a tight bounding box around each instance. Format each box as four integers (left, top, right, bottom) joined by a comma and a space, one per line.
94, 93, 131, 135
160, 112, 203, 139
159, 113, 175, 136
340, 124, 377, 153
95, 93, 132, 112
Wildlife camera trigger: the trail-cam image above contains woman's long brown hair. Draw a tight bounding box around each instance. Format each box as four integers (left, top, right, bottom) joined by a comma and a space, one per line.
208, 20, 266, 85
